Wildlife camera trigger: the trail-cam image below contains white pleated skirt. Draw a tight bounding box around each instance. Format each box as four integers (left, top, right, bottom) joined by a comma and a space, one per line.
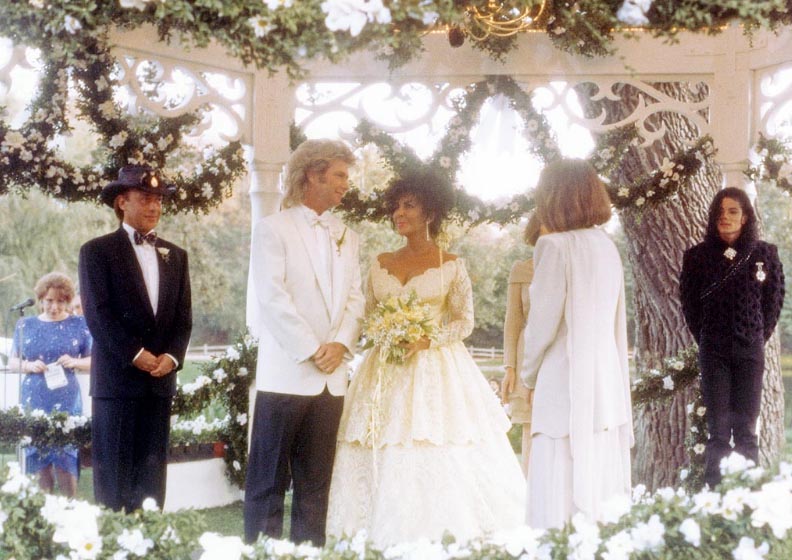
526, 430, 630, 530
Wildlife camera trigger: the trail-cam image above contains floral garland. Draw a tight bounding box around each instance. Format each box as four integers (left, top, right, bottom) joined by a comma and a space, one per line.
171, 333, 257, 487
1, 1, 777, 210
337, 75, 718, 227
683, 393, 709, 491
0, 20, 246, 213
630, 346, 707, 489
0, 408, 227, 450
603, 135, 717, 211
338, 75, 557, 228
0, 408, 91, 451
0, 1, 786, 80
745, 132, 792, 195
630, 347, 699, 405
3, 458, 792, 559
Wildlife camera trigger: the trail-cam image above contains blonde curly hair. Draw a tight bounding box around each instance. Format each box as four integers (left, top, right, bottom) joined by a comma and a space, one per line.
282, 139, 355, 209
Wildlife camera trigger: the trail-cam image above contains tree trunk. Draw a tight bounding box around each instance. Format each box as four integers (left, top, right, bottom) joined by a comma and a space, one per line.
574, 81, 784, 489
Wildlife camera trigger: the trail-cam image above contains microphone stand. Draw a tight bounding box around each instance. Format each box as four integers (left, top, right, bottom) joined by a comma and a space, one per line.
3, 304, 30, 470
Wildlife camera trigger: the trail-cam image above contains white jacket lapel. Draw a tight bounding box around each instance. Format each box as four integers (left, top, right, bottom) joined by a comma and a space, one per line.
287, 208, 333, 315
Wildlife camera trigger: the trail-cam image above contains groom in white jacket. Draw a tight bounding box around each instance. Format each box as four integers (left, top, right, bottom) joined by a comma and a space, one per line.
244, 139, 365, 545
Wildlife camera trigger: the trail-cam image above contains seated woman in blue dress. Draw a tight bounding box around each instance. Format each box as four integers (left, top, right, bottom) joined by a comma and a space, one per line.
9, 272, 92, 497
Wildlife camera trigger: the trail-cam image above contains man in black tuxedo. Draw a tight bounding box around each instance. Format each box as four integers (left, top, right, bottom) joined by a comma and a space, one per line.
79, 165, 191, 512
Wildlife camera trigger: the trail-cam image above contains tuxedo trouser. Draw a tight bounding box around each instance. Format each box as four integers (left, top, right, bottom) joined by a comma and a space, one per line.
92, 396, 171, 512
244, 388, 343, 546
698, 338, 764, 487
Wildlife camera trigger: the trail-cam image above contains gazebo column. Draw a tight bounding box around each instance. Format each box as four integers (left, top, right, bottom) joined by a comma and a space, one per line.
709, 23, 754, 193
246, 73, 296, 444
248, 73, 296, 222
248, 159, 287, 223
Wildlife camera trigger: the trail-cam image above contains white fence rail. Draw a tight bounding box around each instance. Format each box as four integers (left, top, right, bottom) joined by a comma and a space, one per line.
186, 344, 231, 361
187, 344, 504, 362
466, 346, 504, 361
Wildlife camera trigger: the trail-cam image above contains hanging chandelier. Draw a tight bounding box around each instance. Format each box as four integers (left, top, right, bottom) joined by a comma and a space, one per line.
465, 0, 548, 40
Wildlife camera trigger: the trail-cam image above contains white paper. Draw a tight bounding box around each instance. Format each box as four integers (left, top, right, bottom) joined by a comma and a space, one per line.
44, 362, 68, 390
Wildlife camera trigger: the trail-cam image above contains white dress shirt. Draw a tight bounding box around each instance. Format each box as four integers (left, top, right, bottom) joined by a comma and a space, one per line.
122, 222, 159, 315
122, 222, 178, 369
298, 205, 334, 299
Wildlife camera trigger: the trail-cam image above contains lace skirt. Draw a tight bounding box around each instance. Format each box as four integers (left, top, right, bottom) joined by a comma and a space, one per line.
337, 342, 511, 447
327, 342, 526, 546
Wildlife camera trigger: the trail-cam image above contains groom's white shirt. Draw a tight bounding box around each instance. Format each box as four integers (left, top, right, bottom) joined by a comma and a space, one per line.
248, 205, 365, 396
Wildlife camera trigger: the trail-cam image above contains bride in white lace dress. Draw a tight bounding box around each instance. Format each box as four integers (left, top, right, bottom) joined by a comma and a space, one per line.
326, 170, 526, 546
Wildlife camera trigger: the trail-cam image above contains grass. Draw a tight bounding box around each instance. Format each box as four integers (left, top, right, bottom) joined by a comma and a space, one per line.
782, 353, 792, 376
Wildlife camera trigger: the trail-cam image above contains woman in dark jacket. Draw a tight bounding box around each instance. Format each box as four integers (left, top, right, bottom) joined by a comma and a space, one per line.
680, 187, 785, 487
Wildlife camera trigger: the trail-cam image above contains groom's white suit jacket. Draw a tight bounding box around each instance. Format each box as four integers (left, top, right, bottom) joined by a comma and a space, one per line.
248, 205, 365, 396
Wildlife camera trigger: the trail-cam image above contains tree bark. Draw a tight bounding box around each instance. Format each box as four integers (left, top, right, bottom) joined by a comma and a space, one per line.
574, 81, 784, 489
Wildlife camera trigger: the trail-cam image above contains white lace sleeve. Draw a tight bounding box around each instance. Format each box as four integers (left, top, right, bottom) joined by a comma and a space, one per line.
433, 260, 474, 347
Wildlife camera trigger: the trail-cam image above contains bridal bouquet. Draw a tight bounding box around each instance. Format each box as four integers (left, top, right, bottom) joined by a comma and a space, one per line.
362, 290, 438, 365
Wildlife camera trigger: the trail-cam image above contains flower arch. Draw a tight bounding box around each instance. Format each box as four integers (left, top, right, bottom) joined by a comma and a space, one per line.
335, 75, 717, 228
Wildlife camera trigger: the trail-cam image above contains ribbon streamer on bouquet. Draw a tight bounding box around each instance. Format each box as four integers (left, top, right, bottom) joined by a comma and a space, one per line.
365, 353, 395, 488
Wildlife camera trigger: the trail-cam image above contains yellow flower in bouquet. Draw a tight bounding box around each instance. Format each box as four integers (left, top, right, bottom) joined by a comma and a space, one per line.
362, 290, 437, 365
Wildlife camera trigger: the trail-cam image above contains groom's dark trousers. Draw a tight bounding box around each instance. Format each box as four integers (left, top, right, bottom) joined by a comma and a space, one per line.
244, 387, 344, 545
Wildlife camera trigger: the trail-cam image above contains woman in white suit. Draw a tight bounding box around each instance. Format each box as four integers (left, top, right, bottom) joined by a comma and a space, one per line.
521, 159, 633, 529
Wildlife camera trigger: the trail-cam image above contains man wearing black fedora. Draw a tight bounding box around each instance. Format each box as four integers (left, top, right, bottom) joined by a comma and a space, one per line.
78, 165, 192, 512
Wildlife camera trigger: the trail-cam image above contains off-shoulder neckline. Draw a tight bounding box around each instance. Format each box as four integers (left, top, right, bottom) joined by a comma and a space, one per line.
374, 257, 459, 288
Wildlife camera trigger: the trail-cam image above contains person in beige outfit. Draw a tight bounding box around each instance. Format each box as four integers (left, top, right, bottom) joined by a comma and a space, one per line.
501, 213, 541, 475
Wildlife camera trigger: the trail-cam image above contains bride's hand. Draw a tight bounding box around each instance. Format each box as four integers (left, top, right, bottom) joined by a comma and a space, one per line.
401, 337, 430, 359
501, 366, 516, 405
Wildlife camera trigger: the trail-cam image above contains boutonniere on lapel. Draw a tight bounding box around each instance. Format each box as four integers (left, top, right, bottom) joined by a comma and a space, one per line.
334, 227, 347, 256
157, 247, 171, 263
755, 262, 766, 282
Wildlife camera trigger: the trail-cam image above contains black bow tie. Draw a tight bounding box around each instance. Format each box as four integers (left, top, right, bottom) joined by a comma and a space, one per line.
134, 231, 157, 246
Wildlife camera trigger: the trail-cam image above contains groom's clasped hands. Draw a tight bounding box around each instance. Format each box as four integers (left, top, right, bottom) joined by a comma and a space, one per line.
312, 342, 348, 373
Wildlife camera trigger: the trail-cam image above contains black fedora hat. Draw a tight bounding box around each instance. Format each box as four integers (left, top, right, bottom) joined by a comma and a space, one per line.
100, 165, 177, 207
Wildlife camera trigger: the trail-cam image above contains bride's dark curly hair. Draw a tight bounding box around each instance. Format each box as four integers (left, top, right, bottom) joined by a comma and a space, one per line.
383, 168, 456, 238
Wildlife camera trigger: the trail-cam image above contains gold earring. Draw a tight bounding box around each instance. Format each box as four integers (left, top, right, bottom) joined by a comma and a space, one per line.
425, 221, 430, 241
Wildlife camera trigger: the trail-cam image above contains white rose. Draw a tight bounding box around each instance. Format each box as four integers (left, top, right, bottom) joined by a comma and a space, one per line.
108, 131, 128, 149
63, 15, 82, 34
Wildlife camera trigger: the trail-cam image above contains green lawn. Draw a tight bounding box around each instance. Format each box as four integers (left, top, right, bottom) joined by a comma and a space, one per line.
783, 354, 792, 450
782, 353, 792, 376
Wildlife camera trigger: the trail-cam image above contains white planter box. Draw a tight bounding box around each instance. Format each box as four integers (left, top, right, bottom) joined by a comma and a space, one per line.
164, 457, 241, 512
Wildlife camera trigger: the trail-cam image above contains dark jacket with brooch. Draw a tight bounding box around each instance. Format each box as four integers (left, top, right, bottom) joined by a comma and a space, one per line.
680, 231, 784, 346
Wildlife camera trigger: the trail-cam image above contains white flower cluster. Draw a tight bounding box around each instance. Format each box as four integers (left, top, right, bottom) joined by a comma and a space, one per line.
171, 415, 228, 437
321, 0, 391, 37
181, 374, 212, 395
750, 136, 792, 193
42, 493, 103, 559
0, 462, 36, 498
199, 532, 255, 560
616, 0, 653, 25
1, 455, 792, 560
10, 406, 89, 438
119, 0, 155, 11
